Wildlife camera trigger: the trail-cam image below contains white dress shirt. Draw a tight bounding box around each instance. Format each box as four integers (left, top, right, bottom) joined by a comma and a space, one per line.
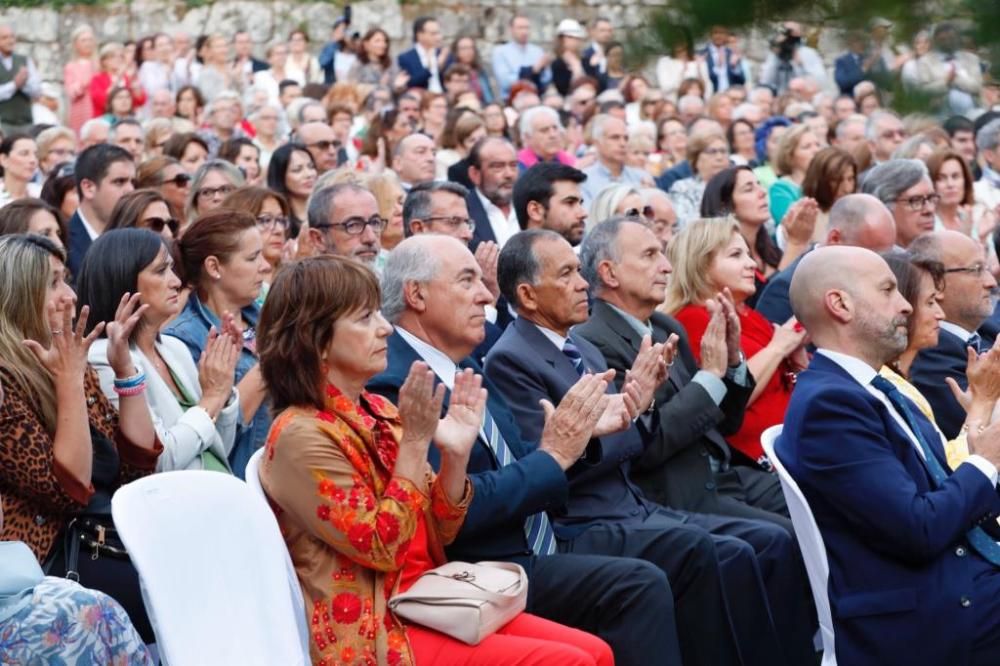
816, 348, 998, 485
939, 321, 973, 344
415, 44, 443, 94
475, 188, 519, 248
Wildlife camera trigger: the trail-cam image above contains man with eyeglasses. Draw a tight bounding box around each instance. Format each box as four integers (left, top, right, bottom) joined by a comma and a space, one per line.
909, 230, 1000, 439
304, 182, 385, 270
862, 158, 938, 248
581, 114, 653, 205
297, 121, 341, 174
866, 110, 907, 165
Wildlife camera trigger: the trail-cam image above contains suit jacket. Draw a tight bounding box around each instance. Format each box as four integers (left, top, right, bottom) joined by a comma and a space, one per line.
834, 52, 868, 95
655, 160, 692, 194
485, 317, 656, 538
367, 331, 569, 572
574, 299, 753, 513
466, 188, 497, 253
448, 157, 473, 191
755, 254, 805, 325
909, 327, 969, 440
776, 352, 1000, 666
700, 45, 746, 92
66, 210, 93, 280
397, 47, 440, 90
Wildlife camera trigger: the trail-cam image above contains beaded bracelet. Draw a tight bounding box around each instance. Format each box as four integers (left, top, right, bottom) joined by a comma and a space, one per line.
113, 371, 146, 390
114, 382, 147, 397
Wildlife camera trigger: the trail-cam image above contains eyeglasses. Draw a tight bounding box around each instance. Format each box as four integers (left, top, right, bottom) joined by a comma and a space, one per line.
307, 139, 343, 152
315, 215, 388, 235
142, 216, 180, 235
256, 214, 290, 230
624, 206, 655, 221
164, 173, 192, 187
701, 147, 729, 157
423, 216, 475, 232
944, 263, 987, 277
892, 194, 940, 211
197, 184, 237, 200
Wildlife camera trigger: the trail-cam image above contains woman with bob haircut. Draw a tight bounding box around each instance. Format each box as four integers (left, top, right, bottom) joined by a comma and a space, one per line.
76, 228, 241, 474
801, 146, 857, 243
0, 197, 66, 249
184, 159, 246, 228
107, 189, 179, 241
221, 186, 292, 281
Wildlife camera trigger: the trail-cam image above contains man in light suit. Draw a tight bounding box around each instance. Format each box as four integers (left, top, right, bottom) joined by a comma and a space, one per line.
779, 245, 1000, 666
397, 17, 444, 93
367, 234, 683, 666
486, 228, 818, 666
908, 230, 999, 439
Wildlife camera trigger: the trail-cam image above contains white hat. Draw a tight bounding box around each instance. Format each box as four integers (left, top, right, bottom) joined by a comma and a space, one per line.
556, 19, 587, 40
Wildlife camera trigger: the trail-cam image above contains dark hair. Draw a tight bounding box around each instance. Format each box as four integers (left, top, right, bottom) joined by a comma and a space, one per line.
279, 79, 301, 96
357, 28, 392, 69
926, 149, 974, 207
726, 118, 756, 154
513, 162, 587, 229
880, 250, 945, 345
75, 228, 166, 340
802, 147, 857, 212
105, 86, 134, 115
40, 162, 77, 213
74, 142, 134, 197
497, 229, 562, 309
266, 142, 315, 236
449, 35, 482, 71
107, 189, 171, 232
413, 16, 437, 42
163, 132, 209, 162
468, 136, 514, 170
218, 136, 259, 167
0, 197, 67, 245
942, 115, 974, 138
402, 180, 469, 235
0, 134, 33, 178
175, 85, 205, 119
176, 208, 258, 289
701, 165, 782, 269
257, 254, 381, 412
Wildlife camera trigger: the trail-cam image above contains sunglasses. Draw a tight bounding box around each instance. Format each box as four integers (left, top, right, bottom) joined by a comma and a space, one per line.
307, 139, 343, 152
163, 173, 192, 187
142, 216, 180, 236
625, 206, 655, 221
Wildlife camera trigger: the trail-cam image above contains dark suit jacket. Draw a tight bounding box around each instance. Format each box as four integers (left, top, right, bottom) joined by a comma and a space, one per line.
834, 52, 868, 95
465, 188, 497, 253
909, 328, 970, 440
655, 160, 692, 194
574, 299, 753, 513
777, 352, 1000, 666
700, 46, 746, 92
397, 48, 440, 90
755, 254, 805, 325
485, 317, 655, 538
67, 210, 93, 280
367, 331, 568, 571
447, 157, 473, 191
977, 300, 1000, 347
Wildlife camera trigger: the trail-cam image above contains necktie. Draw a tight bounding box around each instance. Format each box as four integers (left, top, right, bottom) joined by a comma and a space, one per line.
562, 340, 585, 377
870, 374, 1000, 566
968, 333, 984, 354
481, 406, 557, 556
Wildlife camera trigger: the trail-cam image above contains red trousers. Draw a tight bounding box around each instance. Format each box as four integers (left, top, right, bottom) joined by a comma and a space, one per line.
407, 611, 615, 666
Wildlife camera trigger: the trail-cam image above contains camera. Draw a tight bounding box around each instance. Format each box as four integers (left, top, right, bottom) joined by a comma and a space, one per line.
770, 28, 801, 62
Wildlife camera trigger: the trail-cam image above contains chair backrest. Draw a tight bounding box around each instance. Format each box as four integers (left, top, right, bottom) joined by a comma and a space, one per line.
761, 425, 837, 666
112, 471, 310, 666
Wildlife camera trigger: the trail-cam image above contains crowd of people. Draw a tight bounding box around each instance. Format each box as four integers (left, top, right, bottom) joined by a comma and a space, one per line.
2, 9, 1000, 666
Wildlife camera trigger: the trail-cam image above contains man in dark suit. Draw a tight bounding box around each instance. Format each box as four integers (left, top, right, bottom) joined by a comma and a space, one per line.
756, 193, 897, 324
701, 26, 747, 93
464, 137, 520, 252
581, 17, 613, 83
397, 17, 444, 93
368, 234, 683, 666
67, 143, 136, 278
780, 245, 1000, 665
909, 230, 999, 439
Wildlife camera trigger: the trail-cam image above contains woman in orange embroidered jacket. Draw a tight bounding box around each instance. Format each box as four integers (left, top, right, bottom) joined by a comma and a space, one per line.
256, 254, 613, 666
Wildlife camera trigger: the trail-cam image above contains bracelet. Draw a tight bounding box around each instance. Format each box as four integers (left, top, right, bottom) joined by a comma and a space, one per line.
113, 371, 146, 389
113, 382, 147, 397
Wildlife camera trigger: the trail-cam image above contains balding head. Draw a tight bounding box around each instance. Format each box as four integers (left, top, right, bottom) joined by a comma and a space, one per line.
826, 193, 896, 251
790, 245, 912, 367
298, 121, 339, 173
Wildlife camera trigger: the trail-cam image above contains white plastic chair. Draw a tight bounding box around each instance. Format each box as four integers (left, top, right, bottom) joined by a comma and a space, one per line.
761, 425, 837, 666
112, 471, 310, 666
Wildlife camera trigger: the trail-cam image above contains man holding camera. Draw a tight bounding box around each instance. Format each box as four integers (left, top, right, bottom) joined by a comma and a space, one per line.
760, 21, 828, 94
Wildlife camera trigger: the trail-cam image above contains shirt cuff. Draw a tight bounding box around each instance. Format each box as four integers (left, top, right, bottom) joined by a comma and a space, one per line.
962, 455, 999, 486
726, 360, 750, 386
691, 370, 727, 405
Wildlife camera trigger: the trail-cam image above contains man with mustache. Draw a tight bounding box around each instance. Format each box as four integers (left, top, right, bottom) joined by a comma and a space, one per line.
465, 137, 520, 251
779, 245, 1000, 666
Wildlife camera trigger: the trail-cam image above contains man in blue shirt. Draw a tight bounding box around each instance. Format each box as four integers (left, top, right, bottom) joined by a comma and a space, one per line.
492, 15, 552, 100
581, 114, 652, 205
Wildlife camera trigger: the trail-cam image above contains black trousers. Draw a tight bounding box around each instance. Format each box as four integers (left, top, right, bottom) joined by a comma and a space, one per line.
527, 552, 683, 666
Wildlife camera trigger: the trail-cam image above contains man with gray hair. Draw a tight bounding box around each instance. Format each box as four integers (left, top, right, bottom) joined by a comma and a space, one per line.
973, 118, 1000, 212
392, 133, 437, 192
676, 95, 705, 126
756, 192, 898, 323
80, 117, 111, 150
199, 91, 247, 156
731, 102, 763, 126
369, 233, 680, 666
518, 105, 573, 172
866, 109, 907, 164
304, 182, 384, 268
581, 114, 652, 203
861, 158, 938, 247
833, 113, 867, 154
110, 117, 144, 161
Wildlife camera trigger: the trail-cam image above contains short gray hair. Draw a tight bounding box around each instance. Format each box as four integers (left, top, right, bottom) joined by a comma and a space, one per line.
976, 118, 1000, 152
402, 180, 469, 235
307, 182, 369, 228
186, 159, 246, 222
590, 114, 618, 142
865, 110, 901, 141
828, 193, 885, 240
380, 238, 442, 323
80, 117, 111, 141
860, 159, 929, 206
836, 114, 867, 140
579, 216, 637, 295
519, 105, 561, 139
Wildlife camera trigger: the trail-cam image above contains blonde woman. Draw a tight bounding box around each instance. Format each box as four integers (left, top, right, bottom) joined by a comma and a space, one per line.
363, 170, 406, 250
588, 183, 644, 229
768, 124, 821, 224
184, 159, 246, 228
142, 117, 174, 160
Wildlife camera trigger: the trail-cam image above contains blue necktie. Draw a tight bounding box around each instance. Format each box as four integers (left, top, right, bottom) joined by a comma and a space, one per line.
968, 333, 984, 354
480, 406, 557, 556
871, 374, 1000, 566
562, 340, 585, 376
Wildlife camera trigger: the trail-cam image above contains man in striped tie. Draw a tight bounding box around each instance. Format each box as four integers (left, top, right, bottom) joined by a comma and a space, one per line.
369, 234, 684, 666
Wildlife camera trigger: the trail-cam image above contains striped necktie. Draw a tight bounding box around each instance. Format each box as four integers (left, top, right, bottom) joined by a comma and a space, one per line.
481, 406, 557, 556
562, 340, 585, 376
871, 374, 1000, 566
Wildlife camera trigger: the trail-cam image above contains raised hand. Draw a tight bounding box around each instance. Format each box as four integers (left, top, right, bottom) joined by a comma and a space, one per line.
197, 327, 238, 416
770, 316, 808, 359
700, 298, 728, 378
434, 368, 487, 460
474, 241, 500, 302
594, 378, 642, 436
106, 292, 149, 377
219, 311, 243, 346
24, 300, 104, 382
539, 371, 611, 469
965, 418, 1000, 468
947, 344, 1000, 413
397, 361, 445, 457
781, 198, 819, 246
625, 334, 670, 412
717, 288, 743, 366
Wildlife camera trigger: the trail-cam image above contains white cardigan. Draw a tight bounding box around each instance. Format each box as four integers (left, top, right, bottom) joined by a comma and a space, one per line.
89, 336, 239, 473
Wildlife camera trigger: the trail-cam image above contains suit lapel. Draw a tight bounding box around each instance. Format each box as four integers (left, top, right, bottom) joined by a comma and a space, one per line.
515, 317, 579, 385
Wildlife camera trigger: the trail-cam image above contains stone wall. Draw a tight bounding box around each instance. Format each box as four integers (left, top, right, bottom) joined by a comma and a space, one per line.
6, 0, 679, 84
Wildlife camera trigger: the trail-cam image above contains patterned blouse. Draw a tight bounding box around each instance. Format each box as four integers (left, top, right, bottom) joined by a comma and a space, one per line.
260, 383, 471, 666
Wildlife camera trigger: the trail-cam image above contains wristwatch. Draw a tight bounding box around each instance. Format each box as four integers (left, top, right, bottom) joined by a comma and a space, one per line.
728, 351, 746, 368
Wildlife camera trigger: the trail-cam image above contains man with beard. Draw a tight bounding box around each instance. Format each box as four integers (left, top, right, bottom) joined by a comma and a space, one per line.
466, 137, 520, 251
512, 162, 588, 247
779, 245, 1000, 666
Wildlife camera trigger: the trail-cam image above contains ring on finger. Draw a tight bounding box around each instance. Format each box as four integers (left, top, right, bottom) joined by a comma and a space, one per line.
51, 329, 63, 335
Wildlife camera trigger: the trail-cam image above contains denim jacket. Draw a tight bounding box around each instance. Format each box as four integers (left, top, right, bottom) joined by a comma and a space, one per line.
163, 295, 269, 479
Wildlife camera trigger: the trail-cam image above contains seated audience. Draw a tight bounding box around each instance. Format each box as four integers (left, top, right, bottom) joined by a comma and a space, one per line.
0, 197, 66, 248
163, 131, 210, 175
304, 182, 385, 269
926, 148, 989, 239
800, 146, 857, 243
184, 159, 246, 228
512, 162, 589, 246
107, 189, 179, 241
861, 158, 938, 248
135, 156, 191, 220
221, 186, 292, 286
267, 142, 318, 236
667, 131, 731, 228
40, 162, 80, 221
0, 134, 41, 208
363, 171, 407, 251
768, 125, 822, 227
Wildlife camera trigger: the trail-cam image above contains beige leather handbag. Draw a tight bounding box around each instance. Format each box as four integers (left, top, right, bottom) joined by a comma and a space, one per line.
388, 561, 528, 645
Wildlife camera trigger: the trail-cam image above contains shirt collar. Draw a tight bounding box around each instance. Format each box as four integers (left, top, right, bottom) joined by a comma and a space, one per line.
395, 326, 458, 390
815, 348, 878, 386
939, 320, 974, 342
605, 301, 652, 338
76, 208, 100, 241
534, 322, 568, 350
